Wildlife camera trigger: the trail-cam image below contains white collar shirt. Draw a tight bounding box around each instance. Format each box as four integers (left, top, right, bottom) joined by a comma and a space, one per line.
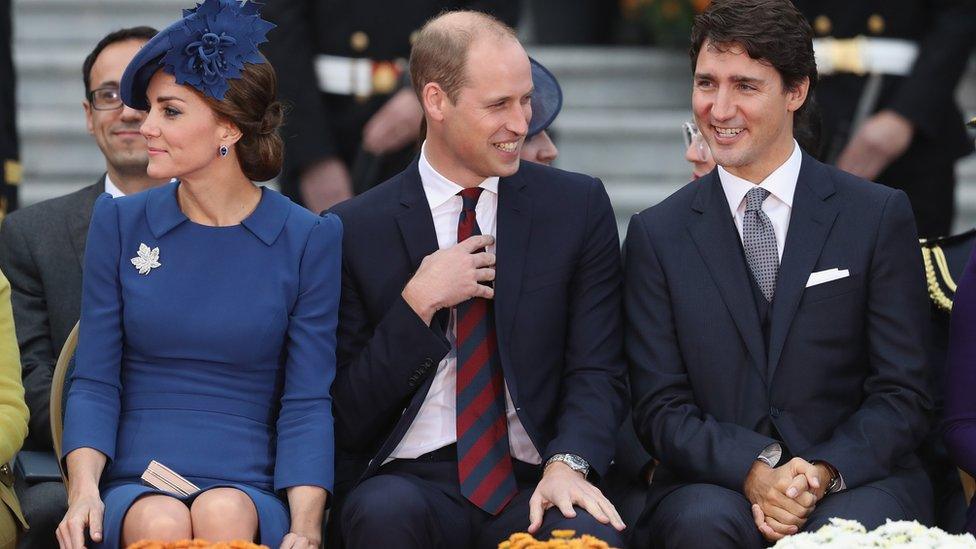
386, 142, 541, 464
103, 173, 126, 198
718, 140, 802, 262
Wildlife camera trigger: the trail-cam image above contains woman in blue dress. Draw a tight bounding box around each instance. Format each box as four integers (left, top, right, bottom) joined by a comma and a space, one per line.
56, 2, 340, 548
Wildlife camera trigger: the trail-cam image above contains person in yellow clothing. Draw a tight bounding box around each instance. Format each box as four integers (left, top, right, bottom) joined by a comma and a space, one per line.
0, 269, 29, 549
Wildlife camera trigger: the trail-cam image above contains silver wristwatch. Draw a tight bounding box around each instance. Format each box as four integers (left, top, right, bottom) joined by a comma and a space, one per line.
545, 453, 591, 479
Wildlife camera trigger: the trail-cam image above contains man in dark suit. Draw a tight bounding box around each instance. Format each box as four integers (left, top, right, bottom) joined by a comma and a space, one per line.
329, 11, 627, 549
0, 0, 19, 217
261, 0, 520, 212
0, 27, 167, 549
792, 0, 976, 238
626, 1, 933, 547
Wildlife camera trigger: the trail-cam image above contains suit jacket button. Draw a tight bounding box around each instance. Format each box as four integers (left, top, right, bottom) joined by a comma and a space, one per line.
769, 406, 781, 418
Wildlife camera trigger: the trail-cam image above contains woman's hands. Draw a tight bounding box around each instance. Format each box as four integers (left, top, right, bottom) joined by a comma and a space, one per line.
279, 531, 319, 549
57, 484, 104, 549
57, 447, 108, 549
281, 485, 328, 549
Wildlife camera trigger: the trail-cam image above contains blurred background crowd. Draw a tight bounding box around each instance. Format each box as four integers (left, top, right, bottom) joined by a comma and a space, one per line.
1, 1, 976, 547
3, 0, 972, 239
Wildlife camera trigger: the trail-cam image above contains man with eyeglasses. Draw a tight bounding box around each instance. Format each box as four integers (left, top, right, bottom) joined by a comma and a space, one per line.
0, 27, 168, 549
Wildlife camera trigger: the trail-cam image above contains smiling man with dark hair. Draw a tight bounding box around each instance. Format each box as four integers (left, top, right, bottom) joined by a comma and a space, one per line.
626, 0, 933, 547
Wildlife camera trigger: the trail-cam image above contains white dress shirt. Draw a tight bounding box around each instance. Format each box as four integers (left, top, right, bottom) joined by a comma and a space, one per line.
104, 173, 126, 198
387, 143, 542, 464
717, 142, 846, 491
718, 140, 802, 261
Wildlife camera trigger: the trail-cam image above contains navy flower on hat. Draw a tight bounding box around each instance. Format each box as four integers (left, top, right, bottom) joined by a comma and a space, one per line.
160, 0, 275, 100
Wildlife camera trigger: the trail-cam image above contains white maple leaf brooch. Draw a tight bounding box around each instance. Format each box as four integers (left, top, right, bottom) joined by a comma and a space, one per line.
130, 243, 162, 275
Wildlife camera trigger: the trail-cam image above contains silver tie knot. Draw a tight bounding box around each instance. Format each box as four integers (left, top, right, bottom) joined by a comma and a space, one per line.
745, 187, 770, 213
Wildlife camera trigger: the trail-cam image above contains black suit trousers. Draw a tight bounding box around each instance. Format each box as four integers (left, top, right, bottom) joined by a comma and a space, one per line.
339, 452, 625, 549
638, 467, 932, 549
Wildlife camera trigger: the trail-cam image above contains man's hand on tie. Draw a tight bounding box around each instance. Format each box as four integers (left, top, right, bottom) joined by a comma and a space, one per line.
836, 110, 914, 181
402, 235, 496, 325
527, 461, 626, 534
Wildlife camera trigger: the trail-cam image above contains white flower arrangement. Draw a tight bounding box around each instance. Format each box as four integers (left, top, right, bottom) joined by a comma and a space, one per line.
773, 518, 976, 548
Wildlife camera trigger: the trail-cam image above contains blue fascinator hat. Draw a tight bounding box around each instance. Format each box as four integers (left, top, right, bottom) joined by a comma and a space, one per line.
527, 57, 563, 139
121, 0, 275, 110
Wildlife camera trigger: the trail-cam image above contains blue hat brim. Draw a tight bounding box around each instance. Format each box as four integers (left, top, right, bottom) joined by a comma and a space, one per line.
528, 57, 563, 139
120, 22, 181, 111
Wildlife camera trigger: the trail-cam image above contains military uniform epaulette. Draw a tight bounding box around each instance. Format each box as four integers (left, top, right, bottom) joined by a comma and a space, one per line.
920, 228, 976, 312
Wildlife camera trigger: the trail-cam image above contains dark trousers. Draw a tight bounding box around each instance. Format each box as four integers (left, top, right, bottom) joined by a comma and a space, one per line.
14, 479, 66, 549
638, 467, 932, 549
340, 448, 625, 549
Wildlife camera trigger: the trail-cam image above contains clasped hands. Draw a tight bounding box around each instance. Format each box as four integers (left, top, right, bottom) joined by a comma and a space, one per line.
402, 234, 497, 325
744, 457, 831, 542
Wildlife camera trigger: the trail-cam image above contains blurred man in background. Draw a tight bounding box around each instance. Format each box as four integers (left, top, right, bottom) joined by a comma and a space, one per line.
1, 0, 19, 219
794, 0, 976, 238
0, 27, 167, 549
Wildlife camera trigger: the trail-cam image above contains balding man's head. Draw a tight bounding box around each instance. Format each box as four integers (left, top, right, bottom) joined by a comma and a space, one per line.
409, 9, 531, 186
409, 10, 518, 103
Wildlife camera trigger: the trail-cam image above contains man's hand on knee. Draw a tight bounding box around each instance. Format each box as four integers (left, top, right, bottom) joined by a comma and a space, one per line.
527, 462, 626, 534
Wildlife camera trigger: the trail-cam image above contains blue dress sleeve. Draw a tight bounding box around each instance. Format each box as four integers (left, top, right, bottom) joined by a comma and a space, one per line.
274, 213, 342, 492
62, 194, 123, 462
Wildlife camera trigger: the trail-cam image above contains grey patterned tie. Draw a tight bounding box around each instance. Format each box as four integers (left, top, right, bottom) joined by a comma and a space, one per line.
742, 187, 778, 301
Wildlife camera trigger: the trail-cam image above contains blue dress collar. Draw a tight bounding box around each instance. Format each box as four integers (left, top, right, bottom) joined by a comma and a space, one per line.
146, 181, 291, 246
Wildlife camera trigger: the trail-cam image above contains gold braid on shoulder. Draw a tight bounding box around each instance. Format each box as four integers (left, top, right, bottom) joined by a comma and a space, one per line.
921, 244, 956, 312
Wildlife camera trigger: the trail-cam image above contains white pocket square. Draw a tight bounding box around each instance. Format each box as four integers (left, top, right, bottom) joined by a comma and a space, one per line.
805, 268, 850, 288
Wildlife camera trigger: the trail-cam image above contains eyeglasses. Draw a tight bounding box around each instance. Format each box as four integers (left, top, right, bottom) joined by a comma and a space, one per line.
681, 121, 710, 162
88, 88, 123, 111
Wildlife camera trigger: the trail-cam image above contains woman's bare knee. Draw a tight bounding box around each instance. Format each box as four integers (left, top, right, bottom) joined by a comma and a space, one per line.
190, 488, 258, 542
122, 495, 191, 545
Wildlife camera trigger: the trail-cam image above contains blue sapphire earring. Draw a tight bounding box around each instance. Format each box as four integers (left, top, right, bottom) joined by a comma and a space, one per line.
219, 145, 229, 157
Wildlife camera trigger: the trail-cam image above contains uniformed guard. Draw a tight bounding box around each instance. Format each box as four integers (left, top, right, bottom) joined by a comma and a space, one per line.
0, 0, 20, 220
261, 1, 521, 212
793, 0, 976, 239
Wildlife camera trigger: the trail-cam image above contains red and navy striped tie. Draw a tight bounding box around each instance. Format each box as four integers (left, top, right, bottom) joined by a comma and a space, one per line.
455, 187, 517, 515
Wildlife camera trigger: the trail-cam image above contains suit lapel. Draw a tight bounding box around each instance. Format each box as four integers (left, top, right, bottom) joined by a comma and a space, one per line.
67, 178, 105, 269
688, 173, 768, 380
767, 155, 839, 379
395, 162, 440, 271
494, 172, 531, 402
394, 161, 448, 331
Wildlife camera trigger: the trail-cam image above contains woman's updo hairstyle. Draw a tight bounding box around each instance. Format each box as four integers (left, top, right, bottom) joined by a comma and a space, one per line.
204, 55, 284, 182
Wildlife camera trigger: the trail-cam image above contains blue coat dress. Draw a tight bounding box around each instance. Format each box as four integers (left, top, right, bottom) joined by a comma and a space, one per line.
61, 182, 340, 548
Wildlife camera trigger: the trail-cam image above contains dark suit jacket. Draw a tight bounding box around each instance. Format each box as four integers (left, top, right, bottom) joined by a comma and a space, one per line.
625, 153, 932, 509
328, 159, 627, 496
0, 180, 102, 450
